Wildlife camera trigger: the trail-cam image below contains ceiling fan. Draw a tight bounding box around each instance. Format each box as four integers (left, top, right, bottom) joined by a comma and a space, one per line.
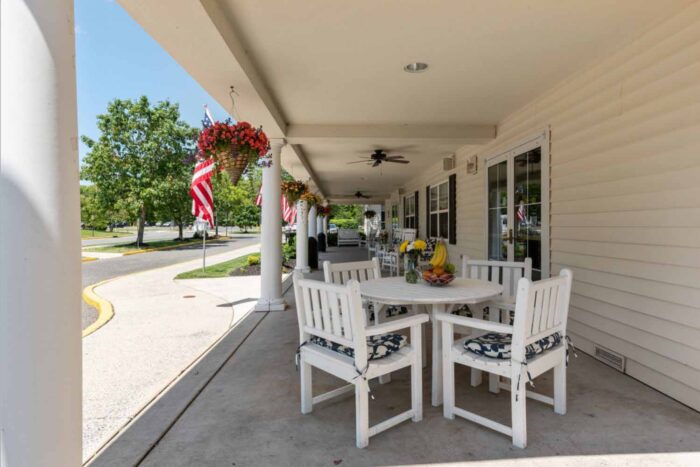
352, 191, 371, 199
347, 149, 410, 167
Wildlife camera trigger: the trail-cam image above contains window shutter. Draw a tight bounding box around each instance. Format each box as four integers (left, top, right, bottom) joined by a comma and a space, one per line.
448, 174, 457, 244
414, 191, 419, 233
425, 186, 430, 237
403, 196, 406, 228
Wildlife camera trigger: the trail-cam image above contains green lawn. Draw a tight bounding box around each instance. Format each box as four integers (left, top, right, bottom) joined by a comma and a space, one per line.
81, 229, 130, 239
84, 238, 200, 254
175, 253, 256, 279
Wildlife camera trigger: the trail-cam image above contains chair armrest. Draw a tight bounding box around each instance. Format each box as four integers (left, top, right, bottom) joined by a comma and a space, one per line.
435, 311, 513, 334
365, 313, 429, 336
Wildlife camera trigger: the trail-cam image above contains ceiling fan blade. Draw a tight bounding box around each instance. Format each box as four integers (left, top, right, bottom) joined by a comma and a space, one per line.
385, 155, 404, 159
385, 159, 410, 164
372, 160, 382, 167
347, 160, 369, 165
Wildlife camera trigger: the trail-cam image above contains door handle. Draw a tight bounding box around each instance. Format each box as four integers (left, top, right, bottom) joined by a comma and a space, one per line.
507, 229, 514, 244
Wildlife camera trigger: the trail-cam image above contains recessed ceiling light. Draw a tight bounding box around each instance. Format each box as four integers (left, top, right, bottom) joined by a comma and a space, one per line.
404, 62, 428, 73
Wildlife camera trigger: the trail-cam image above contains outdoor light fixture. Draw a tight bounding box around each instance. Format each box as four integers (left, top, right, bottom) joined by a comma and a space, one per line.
404, 62, 428, 73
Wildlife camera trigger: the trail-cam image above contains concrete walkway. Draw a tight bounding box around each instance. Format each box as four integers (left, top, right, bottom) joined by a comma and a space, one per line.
82, 242, 262, 462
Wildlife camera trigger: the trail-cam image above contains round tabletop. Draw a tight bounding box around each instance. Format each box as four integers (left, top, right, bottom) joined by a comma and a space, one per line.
359, 277, 503, 306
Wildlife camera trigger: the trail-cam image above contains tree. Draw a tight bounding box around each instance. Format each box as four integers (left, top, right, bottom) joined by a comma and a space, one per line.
80, 185, 109, 231
153, 152, 196, 240
81, 96, 197, 245
232, 204, 260, 232
211, 170, 248, 236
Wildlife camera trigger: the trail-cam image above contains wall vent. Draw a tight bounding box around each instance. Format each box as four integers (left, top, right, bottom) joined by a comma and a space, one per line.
593, 344, 626, 372
443, 155, 456, 171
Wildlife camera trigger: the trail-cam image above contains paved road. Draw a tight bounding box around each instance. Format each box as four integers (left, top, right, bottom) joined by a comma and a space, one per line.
82, 228, 192, 248
81, 235, 260, 329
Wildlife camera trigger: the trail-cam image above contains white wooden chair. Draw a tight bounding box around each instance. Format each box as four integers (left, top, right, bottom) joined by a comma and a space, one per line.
293, 272, 428, 448
338, 228, 361, 246
460, 255, 533, 390
323, 258, 381, 286
381, 251, 401, 276
436, 269, 573, 448
401, 228, 416, 242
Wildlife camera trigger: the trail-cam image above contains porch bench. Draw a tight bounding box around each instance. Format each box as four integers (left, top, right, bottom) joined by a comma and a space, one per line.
338, 228, 361, 246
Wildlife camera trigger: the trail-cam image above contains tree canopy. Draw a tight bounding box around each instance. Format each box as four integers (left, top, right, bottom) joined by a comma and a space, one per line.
81, 96, 198, 244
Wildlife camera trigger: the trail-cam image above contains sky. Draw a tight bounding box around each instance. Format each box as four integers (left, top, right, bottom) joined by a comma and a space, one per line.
75, 0, 230, 164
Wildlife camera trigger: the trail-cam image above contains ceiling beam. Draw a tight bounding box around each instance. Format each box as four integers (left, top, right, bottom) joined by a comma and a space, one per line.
286, 124, 496, 144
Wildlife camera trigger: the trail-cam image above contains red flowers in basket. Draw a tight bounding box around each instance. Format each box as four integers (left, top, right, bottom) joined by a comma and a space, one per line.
197, 120, 270, 162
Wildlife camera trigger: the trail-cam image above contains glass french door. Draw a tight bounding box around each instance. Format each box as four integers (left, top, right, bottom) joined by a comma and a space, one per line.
487, 139, 548, 280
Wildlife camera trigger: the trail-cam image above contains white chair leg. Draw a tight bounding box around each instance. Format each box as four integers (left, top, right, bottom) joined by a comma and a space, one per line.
442, 321, 455, 420
300, 360, 313, 414
470, 305, 484, 387
410, 324, 423, 422
488, 307, 501, 394
355, 381, 369, 448
510, 369, 527, 449
554, 360, 567, 415
376, 306, 391, 384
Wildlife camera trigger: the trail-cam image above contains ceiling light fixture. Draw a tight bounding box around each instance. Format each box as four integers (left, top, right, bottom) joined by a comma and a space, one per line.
404, 62, 428, 73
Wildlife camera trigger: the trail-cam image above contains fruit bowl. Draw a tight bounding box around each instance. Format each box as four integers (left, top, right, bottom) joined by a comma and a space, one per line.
422, 267, 456, 287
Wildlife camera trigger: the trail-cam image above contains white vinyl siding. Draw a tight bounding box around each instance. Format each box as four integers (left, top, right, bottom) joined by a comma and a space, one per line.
396, 2, 700, 410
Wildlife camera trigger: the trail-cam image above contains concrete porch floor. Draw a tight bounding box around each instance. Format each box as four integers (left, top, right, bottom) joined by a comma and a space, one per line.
93, 247, 700, 467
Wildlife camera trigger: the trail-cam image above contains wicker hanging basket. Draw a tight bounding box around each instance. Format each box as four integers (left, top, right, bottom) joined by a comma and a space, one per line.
216, 145, 250, 185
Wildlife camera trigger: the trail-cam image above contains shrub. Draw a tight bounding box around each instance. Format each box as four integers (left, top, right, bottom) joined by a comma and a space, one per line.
282, 236, 296, 264
247, 254, 261, 266
330, 218, 359, 230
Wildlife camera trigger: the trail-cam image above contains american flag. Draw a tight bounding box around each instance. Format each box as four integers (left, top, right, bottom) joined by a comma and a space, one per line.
517, 201, 526, 223
202, 105, 214, 128
191, 158, 216, 227
255, 185, 297, 224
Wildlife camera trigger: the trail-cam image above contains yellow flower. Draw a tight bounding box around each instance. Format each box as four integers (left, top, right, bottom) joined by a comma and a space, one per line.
399, 240, 409, 253
414, 239, 427, 251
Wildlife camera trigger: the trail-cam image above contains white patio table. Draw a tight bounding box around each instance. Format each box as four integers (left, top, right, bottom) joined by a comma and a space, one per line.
359, 276, 503, 407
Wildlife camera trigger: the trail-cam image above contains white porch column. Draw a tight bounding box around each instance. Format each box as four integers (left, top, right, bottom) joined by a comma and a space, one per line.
308, 204, 317, 237
316, 214, 323, 236
1, 0, 82, 465
255, 139, 286, 311
295, 200, 310, 273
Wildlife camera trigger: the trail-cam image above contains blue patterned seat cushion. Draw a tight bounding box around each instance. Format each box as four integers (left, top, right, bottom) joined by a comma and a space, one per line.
367, 302, 409, 321
310, 333, 407, 360
464, 332, 562, 359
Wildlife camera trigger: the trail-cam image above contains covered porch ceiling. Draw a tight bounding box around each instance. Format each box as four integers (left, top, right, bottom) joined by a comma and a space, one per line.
118, 0, 693, 201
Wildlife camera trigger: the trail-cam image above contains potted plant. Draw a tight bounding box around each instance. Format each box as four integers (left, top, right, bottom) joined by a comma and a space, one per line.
281, 180, 307, 204
364, 209, 377, 219
317, 205, 332, 217
300, 191, 320, 207
399, 239, 427, 284
197, 119, 270, 184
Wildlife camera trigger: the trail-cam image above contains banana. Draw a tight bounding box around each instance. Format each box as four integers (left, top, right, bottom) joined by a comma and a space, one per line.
430, 241, 447, 268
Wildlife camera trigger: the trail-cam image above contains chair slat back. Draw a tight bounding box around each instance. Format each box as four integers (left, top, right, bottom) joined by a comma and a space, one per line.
511, 269, 573, 358
461, 255, 532, 299
402, 229, 417, 242
293, 272, 367, 354
323, 258, 381, 285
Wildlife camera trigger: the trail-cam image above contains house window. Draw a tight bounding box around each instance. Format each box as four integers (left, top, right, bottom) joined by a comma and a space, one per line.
391, 204, 399, 230
429, 180, 449, 239
403, 195, 416, 229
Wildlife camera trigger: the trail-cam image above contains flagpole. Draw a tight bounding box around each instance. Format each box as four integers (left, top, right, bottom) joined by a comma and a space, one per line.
202, 225, 207, 272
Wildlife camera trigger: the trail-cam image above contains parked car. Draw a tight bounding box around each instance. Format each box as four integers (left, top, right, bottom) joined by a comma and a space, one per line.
328, 223, 338, 234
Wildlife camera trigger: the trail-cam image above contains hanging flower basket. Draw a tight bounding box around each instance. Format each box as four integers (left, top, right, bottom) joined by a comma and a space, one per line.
317, 205, 332, 217
364, 209, 377, 219
281, 180, 307, 204
300, 191, 320, 207
197, 120, 270, 185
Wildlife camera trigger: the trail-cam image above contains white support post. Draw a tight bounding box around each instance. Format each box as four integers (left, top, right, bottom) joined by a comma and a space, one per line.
316, 214, 323, 236
255, 139, 287, 311
295, 200, 310, 273
1, 0, 82, 465
308, 204, 317, 238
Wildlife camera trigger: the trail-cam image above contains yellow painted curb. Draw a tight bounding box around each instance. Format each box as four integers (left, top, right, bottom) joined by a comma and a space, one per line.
82, 256, 98, 263
82, 279, 115, 338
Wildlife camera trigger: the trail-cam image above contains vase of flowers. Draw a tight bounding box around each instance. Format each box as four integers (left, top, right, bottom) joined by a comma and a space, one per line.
399, 239, 427, 284
197, 120, 270, 184
281, 180, 307, 204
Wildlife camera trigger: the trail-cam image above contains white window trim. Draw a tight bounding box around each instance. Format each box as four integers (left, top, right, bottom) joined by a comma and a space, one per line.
403, 195, 416, 228
428, 179, 450, 240
482, 128, 550, 278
